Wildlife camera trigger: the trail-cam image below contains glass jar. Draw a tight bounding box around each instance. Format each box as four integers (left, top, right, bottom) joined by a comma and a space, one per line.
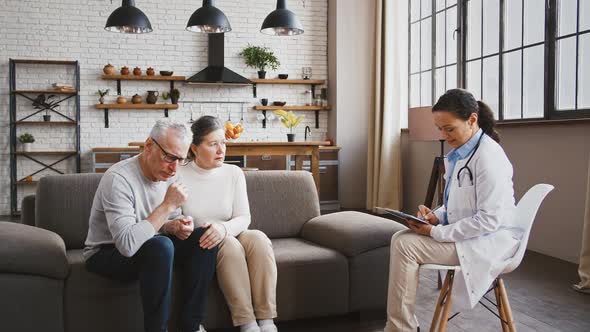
302, 67, 312, 80
304, 90, 313, 106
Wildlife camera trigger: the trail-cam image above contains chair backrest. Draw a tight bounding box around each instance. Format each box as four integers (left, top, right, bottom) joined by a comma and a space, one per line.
503, 184, 554, 273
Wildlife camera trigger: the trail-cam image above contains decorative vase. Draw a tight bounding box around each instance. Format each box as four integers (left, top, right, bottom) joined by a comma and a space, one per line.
170, 94, 178, 104
120, 66, 129, 75
258, 70, 266, 79
132, 94, 142, 104
43, 114, 51, 122
133, 67, 141, 76
103, 63, 115, 75
99, 96, 105, 104
146, 91, 159, 104
146, 67, 155, 76
117, 96, 127, 104
287, 133, 295, 142
23, 142, 32, 152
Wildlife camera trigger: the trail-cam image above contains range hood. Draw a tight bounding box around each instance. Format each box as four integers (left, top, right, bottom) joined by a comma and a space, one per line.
186, 33, 251, 85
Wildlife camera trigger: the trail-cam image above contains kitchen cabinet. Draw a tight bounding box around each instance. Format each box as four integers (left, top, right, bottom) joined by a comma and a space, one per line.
92, 147, 140, 173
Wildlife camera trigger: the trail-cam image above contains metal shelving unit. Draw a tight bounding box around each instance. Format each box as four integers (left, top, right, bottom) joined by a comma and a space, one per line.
9, 58, 81, 215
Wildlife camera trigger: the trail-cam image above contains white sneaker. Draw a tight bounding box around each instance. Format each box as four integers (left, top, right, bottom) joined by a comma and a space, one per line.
572, 283, 590, 294
259, 324, 278, 332
242, 326, 261, 332
196, 324, 207, 332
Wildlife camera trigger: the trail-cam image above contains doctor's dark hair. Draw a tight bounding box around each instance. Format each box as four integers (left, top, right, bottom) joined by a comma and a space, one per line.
188, 115, 224, 157
432, 88, 500, 143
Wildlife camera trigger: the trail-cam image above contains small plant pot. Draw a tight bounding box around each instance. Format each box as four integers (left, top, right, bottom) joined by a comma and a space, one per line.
170, 95, 179, 104
22, 143, 32, 152
99, 96, 105, 104
258, 71, 266, 79
43, 115, 51, 122
287, 133, 295, 142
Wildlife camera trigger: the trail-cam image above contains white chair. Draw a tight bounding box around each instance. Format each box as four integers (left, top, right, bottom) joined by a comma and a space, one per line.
423, 184, 554, 332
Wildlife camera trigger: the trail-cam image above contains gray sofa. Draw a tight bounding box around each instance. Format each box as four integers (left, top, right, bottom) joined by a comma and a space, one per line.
0, 171, 405, 332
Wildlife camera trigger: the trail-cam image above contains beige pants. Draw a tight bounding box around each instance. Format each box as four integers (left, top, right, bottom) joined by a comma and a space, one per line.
576, 154, 590, 290
217, 229, 277, 326
385, 230, 460, 332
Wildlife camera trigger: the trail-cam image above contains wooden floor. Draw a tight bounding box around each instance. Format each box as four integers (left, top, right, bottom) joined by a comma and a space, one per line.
212, 251, 590, 332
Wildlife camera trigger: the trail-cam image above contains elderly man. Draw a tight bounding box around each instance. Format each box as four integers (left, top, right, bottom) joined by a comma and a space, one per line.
84, 120, 217, 332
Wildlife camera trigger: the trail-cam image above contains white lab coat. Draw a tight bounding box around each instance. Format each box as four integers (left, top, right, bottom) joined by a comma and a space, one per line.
431, 134, 521, 310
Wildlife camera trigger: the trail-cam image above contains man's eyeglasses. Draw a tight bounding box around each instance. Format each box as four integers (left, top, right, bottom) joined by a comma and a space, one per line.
151, 138, 192, 166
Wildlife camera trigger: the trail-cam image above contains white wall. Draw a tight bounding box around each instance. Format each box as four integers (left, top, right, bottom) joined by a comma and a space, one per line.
0, 0, 329, 214
402, 123, 590, 263
328, 0, 376, 208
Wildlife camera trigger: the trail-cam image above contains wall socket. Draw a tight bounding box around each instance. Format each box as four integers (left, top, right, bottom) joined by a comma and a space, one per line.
261, 155, 272, 161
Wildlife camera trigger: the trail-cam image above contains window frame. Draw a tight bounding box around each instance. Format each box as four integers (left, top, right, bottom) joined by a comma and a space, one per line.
408, 0, 590, 122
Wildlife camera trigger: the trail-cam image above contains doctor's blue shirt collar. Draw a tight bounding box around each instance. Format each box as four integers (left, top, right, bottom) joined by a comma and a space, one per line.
447, 128, 484, 163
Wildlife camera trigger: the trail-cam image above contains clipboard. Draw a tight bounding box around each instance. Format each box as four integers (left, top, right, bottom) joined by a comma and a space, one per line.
376, 207, 430, 225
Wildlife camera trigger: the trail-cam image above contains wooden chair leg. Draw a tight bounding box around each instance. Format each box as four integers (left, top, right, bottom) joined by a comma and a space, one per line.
438, 271, 455, 332
494, 281, 509, 332
498, 278, 517, 332
429, 270, 451, 332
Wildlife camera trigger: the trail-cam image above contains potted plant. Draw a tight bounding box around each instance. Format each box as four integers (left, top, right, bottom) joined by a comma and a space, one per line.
19, 133, 35, 152
97, 89, 109, 104
32, 94, 59, 122
170, 88, 180, 104
274, 110, 303, 142
161, 92, 170, 104
239, 45, 280, 79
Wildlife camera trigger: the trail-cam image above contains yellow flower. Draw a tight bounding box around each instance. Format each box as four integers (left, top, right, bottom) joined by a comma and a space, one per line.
274, 110, 303, 133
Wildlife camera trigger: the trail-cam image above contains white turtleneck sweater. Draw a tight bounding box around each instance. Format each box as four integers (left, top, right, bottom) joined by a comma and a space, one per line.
177, 162, 251, 237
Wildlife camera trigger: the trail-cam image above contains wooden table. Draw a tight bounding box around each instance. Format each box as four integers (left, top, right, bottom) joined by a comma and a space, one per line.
128, 141, 327, 194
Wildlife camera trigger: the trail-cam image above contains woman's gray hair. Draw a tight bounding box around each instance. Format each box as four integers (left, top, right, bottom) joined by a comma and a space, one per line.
149, 120, 191, 146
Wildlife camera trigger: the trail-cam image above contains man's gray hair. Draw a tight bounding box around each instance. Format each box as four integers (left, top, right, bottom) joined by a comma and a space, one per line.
149, 120, 191, 146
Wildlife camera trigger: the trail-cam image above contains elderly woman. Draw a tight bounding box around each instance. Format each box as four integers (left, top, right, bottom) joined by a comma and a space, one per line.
177, 116, 278, 332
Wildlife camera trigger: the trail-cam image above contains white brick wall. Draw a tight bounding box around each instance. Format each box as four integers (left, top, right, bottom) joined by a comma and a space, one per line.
0, 0, 329, 214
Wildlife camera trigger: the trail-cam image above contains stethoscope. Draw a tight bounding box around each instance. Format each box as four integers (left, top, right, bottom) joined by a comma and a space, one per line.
456, 133, 484, 187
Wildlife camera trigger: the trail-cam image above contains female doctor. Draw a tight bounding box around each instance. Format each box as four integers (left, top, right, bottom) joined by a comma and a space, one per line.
384, 89, 520, 332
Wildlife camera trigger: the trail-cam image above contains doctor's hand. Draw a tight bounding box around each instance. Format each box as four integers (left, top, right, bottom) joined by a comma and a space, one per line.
164, 216, 194, 240
199, 223, 226, 250
407, 220, 433, 237
418, 205, 439, 225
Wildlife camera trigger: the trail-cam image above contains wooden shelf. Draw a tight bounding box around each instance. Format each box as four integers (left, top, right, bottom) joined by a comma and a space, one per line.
101, 74, 186, 81
95, 103, 179, 110
254, 105, 331, 111
251, 79, 325, 85
13, 89, 77, 95
14, 121, 76, 125
12, 59, 77, 65
14, 150, 78, 155
16, 181, 38, 185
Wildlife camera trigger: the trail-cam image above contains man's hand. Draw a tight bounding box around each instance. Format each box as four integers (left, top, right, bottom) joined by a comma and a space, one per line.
163, 182, 188, 210
164, 216, 194, 240
199, 223, 225, 250
407, 220, 433, 237
418, 204, 439, 225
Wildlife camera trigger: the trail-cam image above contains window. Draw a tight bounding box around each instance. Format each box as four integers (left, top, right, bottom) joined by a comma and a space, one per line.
408, 0, 590, 121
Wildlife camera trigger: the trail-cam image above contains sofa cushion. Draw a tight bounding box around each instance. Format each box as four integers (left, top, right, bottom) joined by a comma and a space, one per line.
301, 211, 407, 257
271, 238, 349, 320
36, 174, 103, 249
0, 222, 68, 279
245, 171, 320, 239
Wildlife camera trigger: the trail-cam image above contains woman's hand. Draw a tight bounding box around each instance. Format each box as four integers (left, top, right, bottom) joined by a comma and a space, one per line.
164, 216, 194, 240
199, 223, 226, 250
418, 204, 439, 225
407, 220, 433, 237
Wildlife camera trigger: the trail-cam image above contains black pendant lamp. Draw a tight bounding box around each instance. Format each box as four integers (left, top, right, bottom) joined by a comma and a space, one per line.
186, 0, 232, 33
105, 0, 152, 34
261, 0, 304, 36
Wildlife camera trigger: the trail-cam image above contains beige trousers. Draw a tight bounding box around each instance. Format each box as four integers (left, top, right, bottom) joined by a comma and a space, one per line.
385, 230, 460, 332
576, 154, 590, 290
216, 229, 278, 326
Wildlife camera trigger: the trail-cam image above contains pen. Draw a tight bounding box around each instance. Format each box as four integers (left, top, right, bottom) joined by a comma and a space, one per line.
420, 205, 441, 220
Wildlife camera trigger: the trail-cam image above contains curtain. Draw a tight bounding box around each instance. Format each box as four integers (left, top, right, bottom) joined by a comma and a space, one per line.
366, 0, 408, 211
575, 153, 590, 291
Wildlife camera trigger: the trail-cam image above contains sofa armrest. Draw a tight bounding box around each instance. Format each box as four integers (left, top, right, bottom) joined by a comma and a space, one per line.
21, 194, 36, 226
301, 211, 407, 257
0, 222, 69, 279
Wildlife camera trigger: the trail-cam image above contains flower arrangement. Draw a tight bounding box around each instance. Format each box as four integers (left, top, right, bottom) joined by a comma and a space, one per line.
274, 110, 303, 134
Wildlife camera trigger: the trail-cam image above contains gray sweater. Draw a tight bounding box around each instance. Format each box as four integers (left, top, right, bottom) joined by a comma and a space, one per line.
84, 155, 175, 259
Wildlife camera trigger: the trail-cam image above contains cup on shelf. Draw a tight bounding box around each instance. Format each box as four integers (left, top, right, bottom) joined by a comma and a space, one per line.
261, 98, 268, 106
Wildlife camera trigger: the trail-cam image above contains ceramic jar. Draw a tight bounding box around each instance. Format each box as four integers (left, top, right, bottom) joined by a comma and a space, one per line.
117, 96, 127, 104
132, 94, 142, 104
146, 91, 159, 104
103, 63, 115, 75
133, 67, 141, 76
146, 67, 155, 76
120, 66, 129, 75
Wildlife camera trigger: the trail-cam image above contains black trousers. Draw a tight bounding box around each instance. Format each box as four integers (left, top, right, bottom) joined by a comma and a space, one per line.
86, 228, 218, 332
